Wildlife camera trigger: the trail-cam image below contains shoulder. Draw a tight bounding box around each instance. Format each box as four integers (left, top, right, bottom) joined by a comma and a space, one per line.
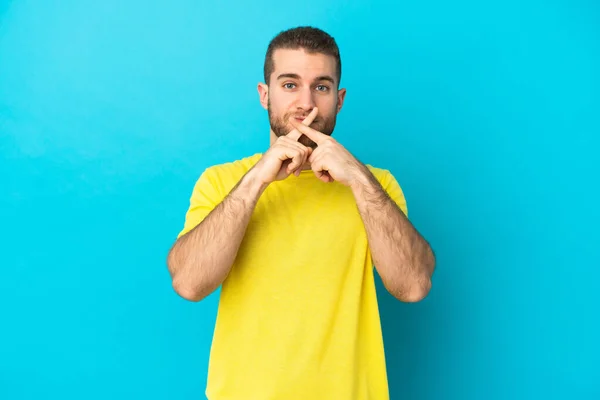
199, 152, 263, 183
194, 153, 263, 193
204, 152, 263, 177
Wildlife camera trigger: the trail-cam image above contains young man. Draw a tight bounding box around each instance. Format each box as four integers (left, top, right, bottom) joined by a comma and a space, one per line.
167, 26, 435, 400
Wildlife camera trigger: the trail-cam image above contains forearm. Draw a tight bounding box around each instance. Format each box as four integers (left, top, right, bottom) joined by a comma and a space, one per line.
167, 169, 267, 301
351, 168, 435, 302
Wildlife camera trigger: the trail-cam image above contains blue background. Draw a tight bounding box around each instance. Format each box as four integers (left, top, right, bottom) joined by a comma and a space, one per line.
1, 0, 598, 399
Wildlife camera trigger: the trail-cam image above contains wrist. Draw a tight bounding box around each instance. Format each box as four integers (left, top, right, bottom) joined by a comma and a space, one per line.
242, 167, 269, 196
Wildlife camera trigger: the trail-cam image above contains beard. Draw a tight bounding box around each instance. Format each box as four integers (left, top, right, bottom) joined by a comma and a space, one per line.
268, 99, 337, 149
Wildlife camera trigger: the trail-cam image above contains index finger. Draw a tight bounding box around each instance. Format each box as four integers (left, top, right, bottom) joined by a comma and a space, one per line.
289, 117, 328, 145
286, 107, 319, 141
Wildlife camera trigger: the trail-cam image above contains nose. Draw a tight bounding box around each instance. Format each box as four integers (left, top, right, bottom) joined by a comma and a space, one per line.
296, 86, 316, 111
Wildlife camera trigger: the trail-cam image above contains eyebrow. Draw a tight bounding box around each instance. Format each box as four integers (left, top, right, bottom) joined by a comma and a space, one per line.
276, 73, 336, 85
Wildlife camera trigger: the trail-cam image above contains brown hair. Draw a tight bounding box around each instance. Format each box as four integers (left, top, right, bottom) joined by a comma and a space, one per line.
263, 26, 342, 87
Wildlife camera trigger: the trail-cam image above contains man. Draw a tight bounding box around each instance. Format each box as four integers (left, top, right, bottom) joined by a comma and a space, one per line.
167, 26, 435, 400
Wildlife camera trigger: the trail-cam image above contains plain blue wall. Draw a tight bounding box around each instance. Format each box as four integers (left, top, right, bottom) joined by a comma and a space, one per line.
1, 0, 598, 399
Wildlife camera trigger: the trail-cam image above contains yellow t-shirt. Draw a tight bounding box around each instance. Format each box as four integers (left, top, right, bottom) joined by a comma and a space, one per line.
177, 153, 408, 400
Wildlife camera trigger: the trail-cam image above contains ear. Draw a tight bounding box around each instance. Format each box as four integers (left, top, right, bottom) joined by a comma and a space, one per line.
257, 82, 269, 110
336, 87, 347, 114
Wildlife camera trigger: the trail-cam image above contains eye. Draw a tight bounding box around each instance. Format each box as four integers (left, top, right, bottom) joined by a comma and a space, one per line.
283, 83, 296, 89
316, 85, 330, 92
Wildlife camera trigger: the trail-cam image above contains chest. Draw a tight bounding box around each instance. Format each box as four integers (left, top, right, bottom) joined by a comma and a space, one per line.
235, 180, 368, 270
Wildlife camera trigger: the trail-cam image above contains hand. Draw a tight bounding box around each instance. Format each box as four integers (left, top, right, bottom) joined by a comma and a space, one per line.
289, 117, 367, 187
252, 107, 319, 185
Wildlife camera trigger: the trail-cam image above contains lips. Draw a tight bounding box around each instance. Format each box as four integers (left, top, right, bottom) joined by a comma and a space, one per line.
293, 116, 317, 123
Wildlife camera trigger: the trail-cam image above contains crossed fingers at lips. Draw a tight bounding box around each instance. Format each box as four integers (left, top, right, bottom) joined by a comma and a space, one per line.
288, 111, 363, 186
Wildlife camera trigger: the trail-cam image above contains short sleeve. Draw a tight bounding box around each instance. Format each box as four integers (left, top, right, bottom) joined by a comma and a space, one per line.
380, 170, 408, 218
177, 168, 225, 239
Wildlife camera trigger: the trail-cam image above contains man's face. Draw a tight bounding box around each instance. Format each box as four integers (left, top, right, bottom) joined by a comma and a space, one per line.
258, 49, 346, 149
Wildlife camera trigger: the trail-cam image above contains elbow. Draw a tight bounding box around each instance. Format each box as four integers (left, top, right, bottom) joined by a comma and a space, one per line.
172, 277, 207, 302
402, 247, 436, 302
388, 273, 432, 303
401, 278, 432, 303
167, 251, 209, 302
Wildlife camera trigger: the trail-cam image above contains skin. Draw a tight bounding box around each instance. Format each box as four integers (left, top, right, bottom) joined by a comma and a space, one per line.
258, 48, 346, 166
167, 48, 435, 302
286, 116, 436, 301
